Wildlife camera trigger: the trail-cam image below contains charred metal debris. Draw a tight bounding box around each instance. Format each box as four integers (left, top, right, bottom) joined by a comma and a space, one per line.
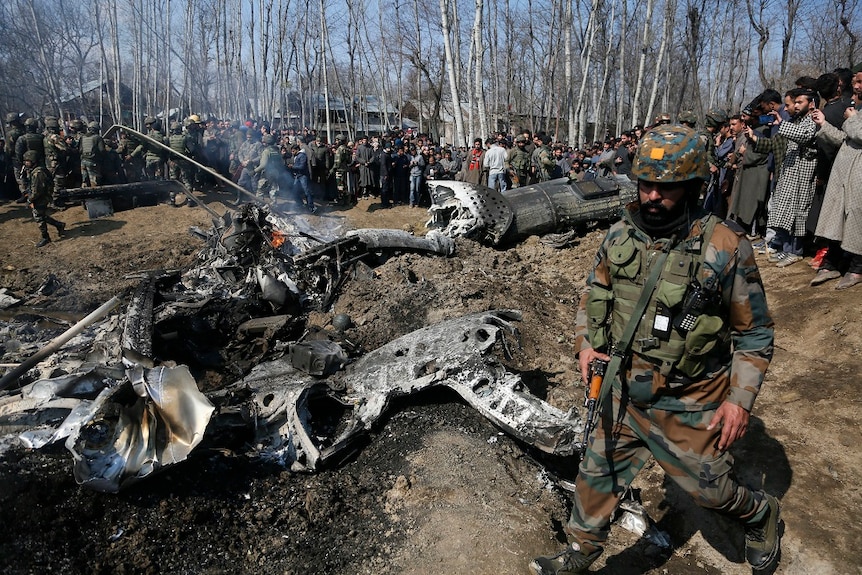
0, 204, 583, 492
426, 175, 637, 246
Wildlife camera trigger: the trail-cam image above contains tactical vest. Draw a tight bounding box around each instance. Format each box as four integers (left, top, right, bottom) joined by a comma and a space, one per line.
28, 166, 53, 204
586, 214, 727, 379
169, 134, 188, 155
24, 133, 45, 155
259, 145, 281, 177
80, 134, 100, 160
510, 149, 530, 173
146, 130, 166, 161
333, 145, 351, 170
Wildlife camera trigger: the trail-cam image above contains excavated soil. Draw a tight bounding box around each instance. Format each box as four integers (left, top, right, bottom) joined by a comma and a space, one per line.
0, 186, 860, 575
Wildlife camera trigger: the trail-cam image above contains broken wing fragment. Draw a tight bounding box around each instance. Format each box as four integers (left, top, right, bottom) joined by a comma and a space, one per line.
66, 365, 214, 493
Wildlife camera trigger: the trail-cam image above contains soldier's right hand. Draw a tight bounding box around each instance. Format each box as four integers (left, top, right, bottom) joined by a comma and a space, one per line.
578, 347, 611, 386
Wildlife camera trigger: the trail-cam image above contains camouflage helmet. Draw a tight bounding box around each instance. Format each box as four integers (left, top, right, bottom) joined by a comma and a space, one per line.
87, 121, 100, 132
170, 121, 182, 132
144, 116, 157, 125
5, 112, 20, 124
631, 124, 709, 184
654, 112, 671, 125
704, 108, 729, 129
24, 117, 37, 127
188, 114, 201, 124
70, 119, 84, 130
45, 116, 59, 128
514, 134, 527, 143
262, 133, 276, 145
335, 134, 345, 143
23, 150, 39, 164
678, 110, 697, 125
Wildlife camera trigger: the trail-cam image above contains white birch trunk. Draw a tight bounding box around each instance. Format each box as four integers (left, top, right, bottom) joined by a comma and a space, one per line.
440, 0, 466, 145
630, 0, 653, 128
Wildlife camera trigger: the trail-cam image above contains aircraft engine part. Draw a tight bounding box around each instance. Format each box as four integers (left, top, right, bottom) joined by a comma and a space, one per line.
427, 176, 637, 246
345, 229, 456, 256
289, 340, 348, 376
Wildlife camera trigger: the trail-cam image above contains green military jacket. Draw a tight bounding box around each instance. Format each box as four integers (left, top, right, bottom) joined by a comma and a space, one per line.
575, 203, 774, 413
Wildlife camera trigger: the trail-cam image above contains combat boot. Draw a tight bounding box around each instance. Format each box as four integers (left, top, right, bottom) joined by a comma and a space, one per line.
54, 221, 66, 237
745, 493, 780, 571
531, 544, 601, 575
35, 237, 51, 248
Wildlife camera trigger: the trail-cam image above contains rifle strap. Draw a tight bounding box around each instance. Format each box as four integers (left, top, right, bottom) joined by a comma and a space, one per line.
595, 239, 675, 407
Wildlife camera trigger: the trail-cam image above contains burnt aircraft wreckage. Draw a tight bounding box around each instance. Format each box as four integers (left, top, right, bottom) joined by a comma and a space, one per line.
0, 190, 583, 493
427, 175, 637, 246
0, 127, 643, 494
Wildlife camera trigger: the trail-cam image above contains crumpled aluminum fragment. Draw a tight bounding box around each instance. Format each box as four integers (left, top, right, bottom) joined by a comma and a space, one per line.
0, 369, 122, 454
66, 365, 215, 492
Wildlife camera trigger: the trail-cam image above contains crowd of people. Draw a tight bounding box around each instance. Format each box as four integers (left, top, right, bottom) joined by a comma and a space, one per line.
2, 62, 860, 281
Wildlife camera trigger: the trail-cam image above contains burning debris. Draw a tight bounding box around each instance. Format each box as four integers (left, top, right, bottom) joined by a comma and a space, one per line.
0, 202, 582, 492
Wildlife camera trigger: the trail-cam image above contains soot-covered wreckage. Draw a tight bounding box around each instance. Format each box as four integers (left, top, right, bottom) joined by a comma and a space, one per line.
0, 201, 585, 493
0, 128, 638, 494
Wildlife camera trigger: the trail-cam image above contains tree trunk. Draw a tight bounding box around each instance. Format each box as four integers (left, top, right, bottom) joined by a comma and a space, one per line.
645, 0, 675, 126
472, 0, 488, 138
631, 0, 654, 128
440, 0, 466, 145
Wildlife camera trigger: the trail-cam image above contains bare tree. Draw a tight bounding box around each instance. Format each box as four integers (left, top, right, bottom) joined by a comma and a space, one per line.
630, 0, 654, 128
440, 0, 466, 145
746, 0, 771, 87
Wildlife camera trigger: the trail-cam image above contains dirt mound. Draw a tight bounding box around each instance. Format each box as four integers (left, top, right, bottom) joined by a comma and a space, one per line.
1, 190, 860, 574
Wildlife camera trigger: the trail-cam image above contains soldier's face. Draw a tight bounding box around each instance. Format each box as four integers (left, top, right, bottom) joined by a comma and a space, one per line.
638, 180, 687, 224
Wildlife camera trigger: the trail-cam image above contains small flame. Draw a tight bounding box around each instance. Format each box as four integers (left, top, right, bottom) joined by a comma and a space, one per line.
271, 230, 286, 248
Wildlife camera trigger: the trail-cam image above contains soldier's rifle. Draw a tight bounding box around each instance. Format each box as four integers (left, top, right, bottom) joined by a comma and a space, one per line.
580, 358, 607, 456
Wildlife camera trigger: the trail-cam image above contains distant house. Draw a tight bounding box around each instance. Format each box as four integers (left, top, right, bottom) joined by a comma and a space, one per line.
309, 94, 398, 138
55, 80, 134, 124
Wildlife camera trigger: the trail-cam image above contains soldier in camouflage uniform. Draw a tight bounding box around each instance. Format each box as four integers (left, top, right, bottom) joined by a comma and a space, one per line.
22, 150, 65, 247
80, 121, 106, 187
508, 135, 531, 188
43, 116, 69, 196
16, 118, 45, 179
4, 113, 23, 152
5, 113, 25, 195
117, 129, 143, 182
65, 119, 84, 189
254, 133, 286, 200
534, 135, 556, 182
131, 117, 167, 181
330, 135, 353, 205
532, 125, 780, 575
167, 121, 194, 206
235, 129, 262, 202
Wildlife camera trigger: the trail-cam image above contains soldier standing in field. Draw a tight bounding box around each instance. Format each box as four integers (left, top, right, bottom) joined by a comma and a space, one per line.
22, 150, 65, 247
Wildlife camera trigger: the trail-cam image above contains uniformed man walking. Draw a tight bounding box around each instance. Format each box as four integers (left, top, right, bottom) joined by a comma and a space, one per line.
531, 124, 780, 574
22, 150, 65, 247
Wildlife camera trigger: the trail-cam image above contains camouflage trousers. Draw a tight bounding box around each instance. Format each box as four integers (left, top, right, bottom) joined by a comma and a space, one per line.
568, 390, 768, 554
32, 204, 63, 238
81, 160, 102, 187
144, 158, 163, 180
